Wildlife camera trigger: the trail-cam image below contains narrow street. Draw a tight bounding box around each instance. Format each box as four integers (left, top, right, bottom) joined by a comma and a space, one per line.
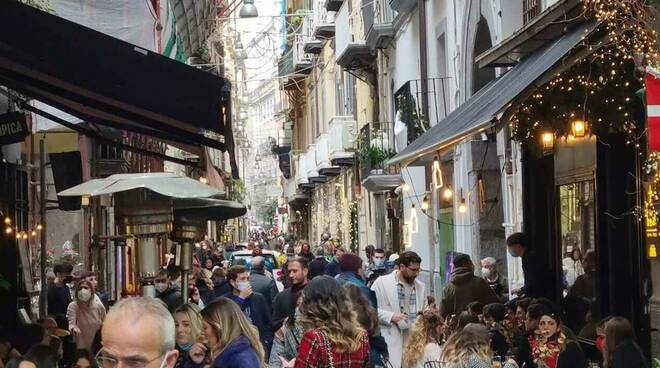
0, 0, 659, 367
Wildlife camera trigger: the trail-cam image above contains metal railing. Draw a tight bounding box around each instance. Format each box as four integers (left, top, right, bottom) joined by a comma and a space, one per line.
313, 0, 335, 31
375, 0, 395, 23
359, 121, 396, 179
293, 33, 314, 67
394, 78, 450, 143
523, 0, 541, 25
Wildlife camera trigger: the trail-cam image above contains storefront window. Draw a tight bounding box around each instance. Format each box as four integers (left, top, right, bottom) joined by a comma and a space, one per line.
559, 180, 596, 255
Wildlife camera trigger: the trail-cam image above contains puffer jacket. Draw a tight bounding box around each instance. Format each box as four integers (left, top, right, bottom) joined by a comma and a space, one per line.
440, 267, 499, 318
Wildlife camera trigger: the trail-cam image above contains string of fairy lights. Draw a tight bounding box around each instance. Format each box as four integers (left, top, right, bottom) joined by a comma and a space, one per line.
3, 215, 43, 240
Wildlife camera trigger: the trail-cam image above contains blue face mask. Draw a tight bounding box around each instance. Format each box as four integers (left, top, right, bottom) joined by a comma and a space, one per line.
374, 259, 385, 269
179, 341, 194, 351
508, 248, 519, 258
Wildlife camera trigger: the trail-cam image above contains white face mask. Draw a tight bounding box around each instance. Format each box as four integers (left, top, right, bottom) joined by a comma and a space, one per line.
78, 288, 92, 302
155, 282, 169, 293
237, 281, 250, 291
481, 267, 492, 277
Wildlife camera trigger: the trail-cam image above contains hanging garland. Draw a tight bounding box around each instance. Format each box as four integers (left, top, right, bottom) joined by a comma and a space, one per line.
349, 200, 359, 252
511, 47, 645, 144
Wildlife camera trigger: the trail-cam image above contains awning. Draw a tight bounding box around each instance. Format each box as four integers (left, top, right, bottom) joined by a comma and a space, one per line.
388, 21, 598, 167
174, 198, 247, 222
58, 172, 223, 198
0, 0, 229, 152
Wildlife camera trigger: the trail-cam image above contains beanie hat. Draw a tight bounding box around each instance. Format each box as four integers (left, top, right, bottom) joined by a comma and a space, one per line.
339, 253, 363, 273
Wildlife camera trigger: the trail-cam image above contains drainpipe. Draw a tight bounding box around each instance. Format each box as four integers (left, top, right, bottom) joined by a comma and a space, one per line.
418, 0, 429, 121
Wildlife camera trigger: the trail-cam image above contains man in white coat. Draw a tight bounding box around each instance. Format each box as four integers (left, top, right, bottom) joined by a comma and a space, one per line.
371, 251, 426, 368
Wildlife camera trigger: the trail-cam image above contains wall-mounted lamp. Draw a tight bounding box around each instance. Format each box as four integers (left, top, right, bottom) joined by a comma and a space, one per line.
541, 131, 555, 153
571, 119, 587, 138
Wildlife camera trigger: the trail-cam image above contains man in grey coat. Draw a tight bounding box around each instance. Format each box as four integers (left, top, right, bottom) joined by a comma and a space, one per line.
250, 256, 278, 304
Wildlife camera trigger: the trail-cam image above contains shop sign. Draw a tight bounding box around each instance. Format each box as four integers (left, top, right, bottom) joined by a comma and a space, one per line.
647, 67, 660, 150
0, 112, 29, 146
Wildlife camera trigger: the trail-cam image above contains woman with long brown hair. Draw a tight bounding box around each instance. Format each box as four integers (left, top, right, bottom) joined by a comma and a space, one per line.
403, 312, 443, 368
440, 324, 517, 368
173, 303, 203, 368
187, 297, 264, 368
294, 275, 369, 368
523, 309, 585, 368
602, 317, 648, 368
343, 283, 388, 367
66, 279, 105, 350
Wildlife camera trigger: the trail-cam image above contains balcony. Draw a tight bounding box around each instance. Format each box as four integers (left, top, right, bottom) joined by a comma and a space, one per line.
364, 0, 395, 50
335, 2, 375, 70
293, 31, 314, 74
302, 14, 323, 54
389, 0, 416, 13
285, 177, 309, 209
294, 152, 313, 189
313, 0, 336, 38
359, 122, 404, 192
278, 48, 297, 90
305, 145, 327, 184
325, 0, 343, 12
95, 142, 129, 178
393, 78, 450, 144
328, 116, 356, 166
315, 133, 341, 176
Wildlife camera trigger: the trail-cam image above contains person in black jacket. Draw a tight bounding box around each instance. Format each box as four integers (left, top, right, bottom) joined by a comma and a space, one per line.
47, 263, 73, 329
223, 265, 273, 356
271, 258, 309, 332
307, 248, 328, 280
483, 303, 511, 359
249, 256, 278, 304
155, 269, 183, 312
506, 232, 553, 300
602, 316, 649, 368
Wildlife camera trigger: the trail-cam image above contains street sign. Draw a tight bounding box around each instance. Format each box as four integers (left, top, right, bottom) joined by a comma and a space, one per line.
0, 112, 29, 146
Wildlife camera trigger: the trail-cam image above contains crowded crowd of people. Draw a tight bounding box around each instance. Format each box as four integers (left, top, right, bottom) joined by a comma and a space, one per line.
0, 232, 651, 368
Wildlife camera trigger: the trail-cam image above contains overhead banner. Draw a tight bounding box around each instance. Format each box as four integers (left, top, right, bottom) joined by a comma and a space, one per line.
648, 67, 660, 150
0, 111, 28, 146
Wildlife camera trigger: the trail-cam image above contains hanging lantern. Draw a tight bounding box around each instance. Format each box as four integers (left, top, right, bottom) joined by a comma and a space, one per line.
410, 204, 419, 233
541, 132, 555, 152
571, 119, 587, 138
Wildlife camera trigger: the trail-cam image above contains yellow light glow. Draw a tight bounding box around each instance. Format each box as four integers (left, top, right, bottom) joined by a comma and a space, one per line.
541, 132, 554, 151
5, 227, 12, 235
199, 177, 208, 184
31, 230, 37, 237
3, 217, 10, 225
15, 232, 21, 239
443, 186, 453, 200
458, 198, 467, 213
650, 244, 658, 259
401, 183, 410, 192
571, 120, 587, 138
410, 204, 419, 233
36, 224, 43, 231
432, 158, 443, 189
22, 232, 28, 240
81, 196, 90, 206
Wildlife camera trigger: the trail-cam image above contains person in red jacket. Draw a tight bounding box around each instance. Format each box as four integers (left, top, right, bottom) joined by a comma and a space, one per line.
294, 276, 370, 368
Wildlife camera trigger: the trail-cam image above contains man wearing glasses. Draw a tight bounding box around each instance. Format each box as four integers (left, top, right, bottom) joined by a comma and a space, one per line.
96, 297, 179, 368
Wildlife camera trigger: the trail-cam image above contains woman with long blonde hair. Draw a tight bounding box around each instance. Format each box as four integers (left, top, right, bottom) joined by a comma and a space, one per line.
187, 297, 264, 368
440, 324, 517, 368
294, 275, 369, 368
173, 303, 203, 368
403, 312, 444, 368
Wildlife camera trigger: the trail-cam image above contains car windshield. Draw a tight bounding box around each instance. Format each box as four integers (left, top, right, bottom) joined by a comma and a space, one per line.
231, 254, 279, 269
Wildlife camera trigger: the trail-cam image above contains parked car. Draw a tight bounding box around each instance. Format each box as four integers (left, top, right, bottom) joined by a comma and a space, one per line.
230, 250, 283, 291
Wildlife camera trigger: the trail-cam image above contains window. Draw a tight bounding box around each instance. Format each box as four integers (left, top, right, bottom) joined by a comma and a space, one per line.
523, 0, 541, 25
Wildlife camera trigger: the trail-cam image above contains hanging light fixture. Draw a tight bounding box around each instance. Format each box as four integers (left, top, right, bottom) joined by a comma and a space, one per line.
458, 191, 467, 214
443, 185, 453, 200
3, 217, 10, 225
31, 230, 37, 237
36, 224, 43, 231
239, 0, 258, 18
570, 119, 587, 138
22, 232, 28, 240
432, 156, 443, 189
410, 204, 419, 233
541, 131, 555, 153
5, 227, 12, 235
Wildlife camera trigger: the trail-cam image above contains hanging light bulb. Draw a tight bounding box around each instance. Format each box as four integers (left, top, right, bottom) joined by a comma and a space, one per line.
22, 232, 28, 240
432, 156, 443, 189
36, 224, 43, 231
3, 217, 10, 225
458, 197, 467, 213
5, 227, 12, 235
443, 186, 453, 200
410, 204, 419, 233
15, 232, 21, 239
31, 230, 37, 237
